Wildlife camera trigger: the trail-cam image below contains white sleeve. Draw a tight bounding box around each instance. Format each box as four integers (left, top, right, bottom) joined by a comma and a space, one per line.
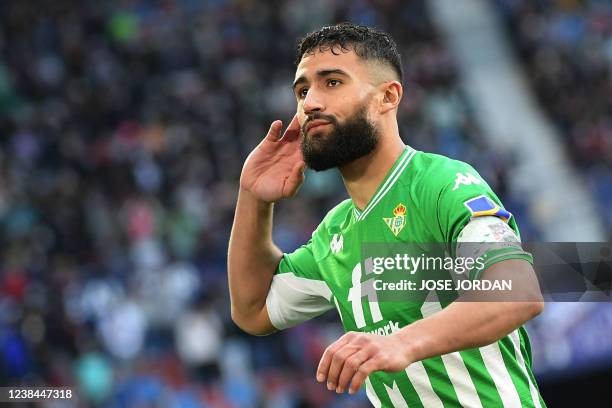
265, 272, 335, 331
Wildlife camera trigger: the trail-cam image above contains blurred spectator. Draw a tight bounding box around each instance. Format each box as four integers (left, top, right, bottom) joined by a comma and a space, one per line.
175, 297, 223, 383
496, 0, 612, 234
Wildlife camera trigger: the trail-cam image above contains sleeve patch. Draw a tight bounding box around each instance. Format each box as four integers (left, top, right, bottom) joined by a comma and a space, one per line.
463, 195, 512, 222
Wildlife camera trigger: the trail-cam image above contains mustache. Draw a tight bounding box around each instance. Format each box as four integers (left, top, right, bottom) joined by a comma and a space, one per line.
302, 113, 338, 134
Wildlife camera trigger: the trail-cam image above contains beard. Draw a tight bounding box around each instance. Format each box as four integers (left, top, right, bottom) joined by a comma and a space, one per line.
300, 105, 379, 171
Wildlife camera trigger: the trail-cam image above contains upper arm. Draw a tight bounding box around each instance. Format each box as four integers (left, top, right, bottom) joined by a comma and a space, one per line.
416, 158, 542, 304
457, 215, 533, 280
457, 216, 543, 305
480, 258, 544, 304
264, 240, 334, 331
235, 242, 334, 335
244, 306, 277, 336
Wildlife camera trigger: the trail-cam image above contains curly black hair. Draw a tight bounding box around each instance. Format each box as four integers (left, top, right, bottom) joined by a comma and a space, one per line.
296, 22, 403, 83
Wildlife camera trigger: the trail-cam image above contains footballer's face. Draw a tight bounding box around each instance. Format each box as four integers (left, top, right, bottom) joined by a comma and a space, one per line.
293, 49, 381, 171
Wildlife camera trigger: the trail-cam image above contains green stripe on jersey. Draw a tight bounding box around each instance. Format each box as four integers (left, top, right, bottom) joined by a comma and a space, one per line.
500, 334, 539, 407
460, 348, 505, 407
367, 370, 424, 407
422, 356, 462, 406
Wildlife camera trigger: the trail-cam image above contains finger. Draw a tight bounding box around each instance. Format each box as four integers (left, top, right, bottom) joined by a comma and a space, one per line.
280, 114, 301, 141
287, 114, 300, 131
316, 332, 358, 382
283, 161, 306, 198
264, 120, 283, 141
348, 359, 379, 395
336, 349, 370, 394
327, 345, 360, 391
316, 335, 352, 383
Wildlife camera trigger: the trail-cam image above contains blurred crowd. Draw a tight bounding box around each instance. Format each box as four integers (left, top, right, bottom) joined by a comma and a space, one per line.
494, 0, 612, 387
496, 0, 612, 232
1, 0, 606, 407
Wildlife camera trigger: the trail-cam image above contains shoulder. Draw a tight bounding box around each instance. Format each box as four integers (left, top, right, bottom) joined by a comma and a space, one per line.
401, 151, 485, 202
411, 151, 481, 187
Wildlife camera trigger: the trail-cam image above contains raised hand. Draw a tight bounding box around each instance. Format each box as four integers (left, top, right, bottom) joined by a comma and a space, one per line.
240, 115, 305, 203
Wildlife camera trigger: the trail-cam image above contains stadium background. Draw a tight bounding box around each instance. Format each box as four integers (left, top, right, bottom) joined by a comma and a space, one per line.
0, 0, 610, 407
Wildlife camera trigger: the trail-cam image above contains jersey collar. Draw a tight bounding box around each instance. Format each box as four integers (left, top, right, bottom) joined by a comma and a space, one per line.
352, 146, 417, 222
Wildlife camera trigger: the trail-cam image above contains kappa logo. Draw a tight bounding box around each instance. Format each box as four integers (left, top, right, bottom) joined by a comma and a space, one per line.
452, 172, 482, 191
330, 233, 343, 254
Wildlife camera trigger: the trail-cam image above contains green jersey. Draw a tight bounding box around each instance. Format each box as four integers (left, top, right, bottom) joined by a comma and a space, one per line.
266, 146, 545, 407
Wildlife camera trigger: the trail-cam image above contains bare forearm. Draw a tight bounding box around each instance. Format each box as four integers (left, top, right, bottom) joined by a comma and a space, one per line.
228, 188, 282, 318
397, 258, 544, 363
397, 300, 543, 364
315, 299, 543, 395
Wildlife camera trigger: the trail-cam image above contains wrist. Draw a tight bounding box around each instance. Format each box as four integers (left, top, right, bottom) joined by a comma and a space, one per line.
393, 325, 422, 366
238, 187, 275, 208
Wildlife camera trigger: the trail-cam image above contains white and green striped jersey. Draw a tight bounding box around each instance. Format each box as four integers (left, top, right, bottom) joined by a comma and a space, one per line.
266, 147, 546, 407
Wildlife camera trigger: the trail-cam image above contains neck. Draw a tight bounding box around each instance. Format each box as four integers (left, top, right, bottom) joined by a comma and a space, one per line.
339, 129, 406, 211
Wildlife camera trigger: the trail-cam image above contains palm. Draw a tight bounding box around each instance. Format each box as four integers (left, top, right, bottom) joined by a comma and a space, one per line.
241, 116, 306, 202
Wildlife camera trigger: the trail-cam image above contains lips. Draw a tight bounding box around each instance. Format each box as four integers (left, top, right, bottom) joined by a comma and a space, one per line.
306, 120, 331, 134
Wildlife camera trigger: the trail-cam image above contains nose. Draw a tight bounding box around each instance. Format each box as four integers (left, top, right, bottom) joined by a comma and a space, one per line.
303, 88, 325, 115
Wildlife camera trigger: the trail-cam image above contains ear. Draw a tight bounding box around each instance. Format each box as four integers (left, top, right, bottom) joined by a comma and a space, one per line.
379, 81, 403, 114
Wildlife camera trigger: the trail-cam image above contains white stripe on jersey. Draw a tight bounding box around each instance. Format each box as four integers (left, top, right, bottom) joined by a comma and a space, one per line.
404, 361, 444, 408
421, 301, 483, 408
509, 330, 542, 408
365, 377, 383, 408
384, 381, 409, 408
479, 342, 523, 407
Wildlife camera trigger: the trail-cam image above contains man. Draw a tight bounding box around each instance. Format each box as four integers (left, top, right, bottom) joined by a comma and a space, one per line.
228, 23, 546, 407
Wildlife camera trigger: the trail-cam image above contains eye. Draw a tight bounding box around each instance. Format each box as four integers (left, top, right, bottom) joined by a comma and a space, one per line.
327, 79, 341, 87
297, 87, 308, 99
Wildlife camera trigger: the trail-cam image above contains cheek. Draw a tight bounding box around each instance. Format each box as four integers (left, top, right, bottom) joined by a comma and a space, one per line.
339, 85, 371, 109
337, 98, 371, 121
297, 110, 307, 128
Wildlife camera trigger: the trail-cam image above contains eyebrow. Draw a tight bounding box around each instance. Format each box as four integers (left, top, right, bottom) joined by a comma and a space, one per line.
292, 68, 350, 91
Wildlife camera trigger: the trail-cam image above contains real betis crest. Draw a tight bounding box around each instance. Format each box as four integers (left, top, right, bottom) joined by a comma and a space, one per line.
384, 203, 407, 236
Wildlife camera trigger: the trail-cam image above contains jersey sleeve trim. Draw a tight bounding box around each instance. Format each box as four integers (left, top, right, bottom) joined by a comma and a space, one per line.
471, 250, 534, 281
